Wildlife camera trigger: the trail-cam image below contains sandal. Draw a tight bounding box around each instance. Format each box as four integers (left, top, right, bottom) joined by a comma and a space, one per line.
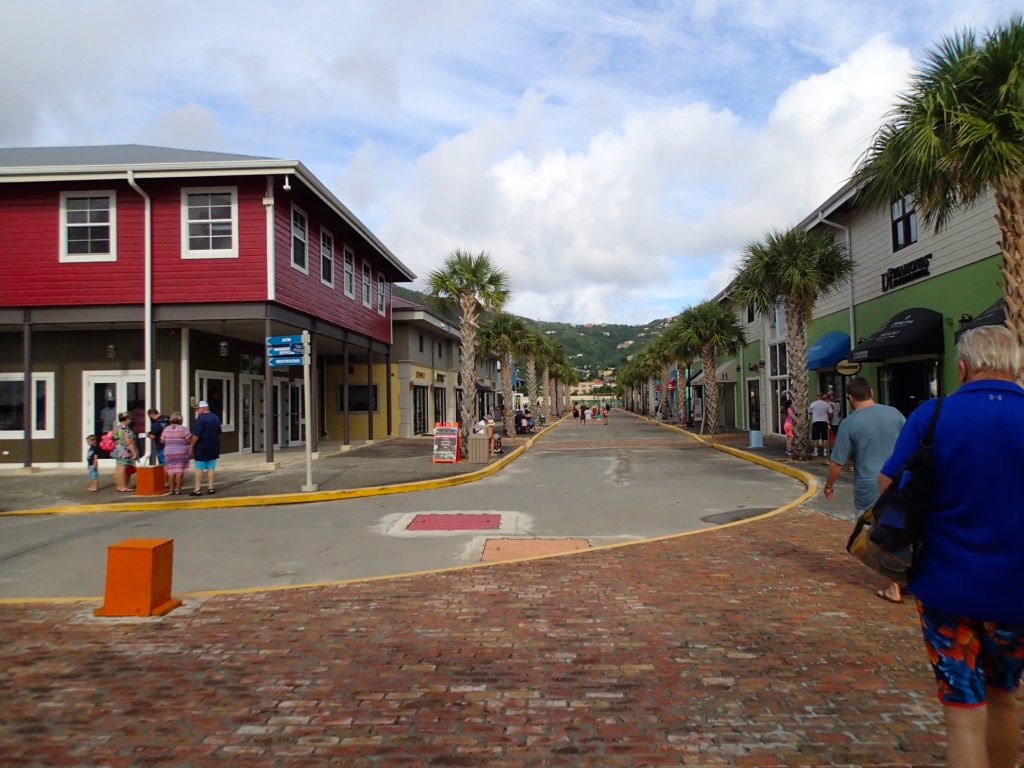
875, 586, 903, 604
189, 490, 203, 496
207, 488, 216, 494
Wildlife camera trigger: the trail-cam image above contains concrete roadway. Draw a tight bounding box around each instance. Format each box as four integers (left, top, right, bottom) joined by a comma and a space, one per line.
0, 415, 804, 598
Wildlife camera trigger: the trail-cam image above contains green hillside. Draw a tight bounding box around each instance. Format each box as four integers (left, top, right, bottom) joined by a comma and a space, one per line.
393, 286, 667, 379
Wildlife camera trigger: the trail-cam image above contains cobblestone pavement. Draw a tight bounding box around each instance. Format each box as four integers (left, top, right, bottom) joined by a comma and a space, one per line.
2, 506, 1004, 767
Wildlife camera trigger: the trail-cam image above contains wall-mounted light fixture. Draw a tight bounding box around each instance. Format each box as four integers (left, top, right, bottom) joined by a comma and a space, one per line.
106, 344, 117, 359
958, 313, 974, 328
219, 340, 230, 357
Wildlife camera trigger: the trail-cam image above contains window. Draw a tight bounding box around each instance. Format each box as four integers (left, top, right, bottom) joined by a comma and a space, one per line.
343, 384, 378, 412
361, 261, 372, 307
320, 228, 335, 288
291, 206, 308, 273
419, 334, 424, 353
377, 273, 386, 315
0, 373, 55, 439
891, 195, 918, 251
746, 305, 755, 324
60, 191, 116, 262
342, 247, 356, 297
181, 187, 238, 259
195, 370, 234, 431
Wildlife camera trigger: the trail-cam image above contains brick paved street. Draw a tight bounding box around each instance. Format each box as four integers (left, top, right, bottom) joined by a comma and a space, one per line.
1, 505, 1002, 767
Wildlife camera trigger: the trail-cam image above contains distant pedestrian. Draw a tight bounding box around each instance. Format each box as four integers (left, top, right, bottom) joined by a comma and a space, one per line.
572, 404, 580, 424
189, 400, 221, 496
160, 412, 191, 496
146, 408, 171, 467
880, 326, 1024, 768
584, 406, 593, 425
85, 434, 100, 492
111, 412, 138, 492
808, 393, 834, 457
822, 376, 905, 603
602, 403, 609, 424
782, 398, 795, 457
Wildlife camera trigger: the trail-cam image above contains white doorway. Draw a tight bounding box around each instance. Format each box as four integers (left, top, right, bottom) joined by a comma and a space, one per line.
82, 370, 161, 463
239, 376, 266, 454
274, 380, 305, 447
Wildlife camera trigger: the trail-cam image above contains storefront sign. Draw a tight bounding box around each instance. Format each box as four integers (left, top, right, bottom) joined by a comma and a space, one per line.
881, 254, 932, 292
834, 359, 862, 376
432, 423, 459, 463
415, 371, 427, 379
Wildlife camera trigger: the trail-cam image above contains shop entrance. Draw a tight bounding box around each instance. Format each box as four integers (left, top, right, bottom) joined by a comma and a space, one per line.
747, 380, 761, 431
413, 385, 429, 434
879, 360, 939, 417
82, 370, 160, 463
433, 387, 446, 426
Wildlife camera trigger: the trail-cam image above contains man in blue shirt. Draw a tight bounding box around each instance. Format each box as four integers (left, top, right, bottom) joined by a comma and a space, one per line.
880, 325, 1024, 768
189, 400, 222, 496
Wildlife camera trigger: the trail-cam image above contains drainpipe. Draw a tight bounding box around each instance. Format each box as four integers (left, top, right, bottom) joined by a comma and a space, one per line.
126, 171, 154, 440
817, 212, 855, 345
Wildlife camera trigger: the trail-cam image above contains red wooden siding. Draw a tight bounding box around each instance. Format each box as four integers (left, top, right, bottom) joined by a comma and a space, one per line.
0, 177, 267, 306
273, 186, 392, 344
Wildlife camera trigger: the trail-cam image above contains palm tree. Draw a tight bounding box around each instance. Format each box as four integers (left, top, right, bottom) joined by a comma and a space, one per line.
519, 329, 543, 414
648, 332, 678, 420
731, 227, 852, 458
427, 250, 510, 453
673, 300, 745, 435
536, 334, 560, 422
478, 312, 527, 438
851, 17, 1024, 346
664, 314, 701, 425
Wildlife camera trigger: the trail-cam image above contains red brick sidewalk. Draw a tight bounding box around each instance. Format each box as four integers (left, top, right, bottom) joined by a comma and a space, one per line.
0, 508, 993, 766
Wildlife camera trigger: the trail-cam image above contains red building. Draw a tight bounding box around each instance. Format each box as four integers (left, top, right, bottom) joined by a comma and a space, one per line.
0, 145, 415, 467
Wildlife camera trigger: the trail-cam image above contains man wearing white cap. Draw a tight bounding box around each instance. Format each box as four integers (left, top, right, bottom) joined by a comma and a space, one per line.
189, 400, 222, 495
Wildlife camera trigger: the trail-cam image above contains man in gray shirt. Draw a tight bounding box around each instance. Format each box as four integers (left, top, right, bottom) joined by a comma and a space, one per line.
823, 376, 906, 601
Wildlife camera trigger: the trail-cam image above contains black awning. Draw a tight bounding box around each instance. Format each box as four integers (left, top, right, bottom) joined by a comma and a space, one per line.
954, 300, 1005, 343
849, 308, 944, 363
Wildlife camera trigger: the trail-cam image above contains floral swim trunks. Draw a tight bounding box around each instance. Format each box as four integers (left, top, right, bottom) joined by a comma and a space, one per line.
917, 601, 1024, 707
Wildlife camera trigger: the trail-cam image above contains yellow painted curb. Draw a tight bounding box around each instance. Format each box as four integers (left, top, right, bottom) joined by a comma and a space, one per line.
0, 419, 566, 518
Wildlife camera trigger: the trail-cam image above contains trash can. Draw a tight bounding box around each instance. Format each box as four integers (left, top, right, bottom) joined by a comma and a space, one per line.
748, 429, 764, 449
468, 434, 490, 464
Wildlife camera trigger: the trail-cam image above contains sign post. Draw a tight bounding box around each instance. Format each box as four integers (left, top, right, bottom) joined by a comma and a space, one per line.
265, 332, 318, 492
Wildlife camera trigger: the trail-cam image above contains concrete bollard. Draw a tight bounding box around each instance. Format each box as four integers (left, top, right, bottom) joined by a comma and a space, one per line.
94, 538, 182, 617
133, 465, 167, 496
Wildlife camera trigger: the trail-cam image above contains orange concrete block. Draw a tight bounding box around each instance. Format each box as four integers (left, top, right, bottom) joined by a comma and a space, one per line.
481, 538, 591, 562
94, 538, 182, 617
133, 465, 167, 496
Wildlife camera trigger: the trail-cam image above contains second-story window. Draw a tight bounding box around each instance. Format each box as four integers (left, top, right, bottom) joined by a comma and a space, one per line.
60, 191, 116, 262
362, 262, 372, 307
320, 228, 334, 288
343, 247, 355, 298
291, 205, 308, 273
891, 195, 918, 251
182, 188, 237, 259
377, 273, 386, 315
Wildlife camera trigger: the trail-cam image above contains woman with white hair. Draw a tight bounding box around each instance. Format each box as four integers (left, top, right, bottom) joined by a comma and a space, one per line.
880, 324, 1024, 768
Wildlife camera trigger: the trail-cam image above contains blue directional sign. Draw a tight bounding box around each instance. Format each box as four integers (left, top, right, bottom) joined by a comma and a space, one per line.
268, 345, 303, 356
269, 356, 303, 367
266, 335, 303, 346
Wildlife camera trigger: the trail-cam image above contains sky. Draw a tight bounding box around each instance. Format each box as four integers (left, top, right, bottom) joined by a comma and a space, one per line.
1, 0, 1019, 324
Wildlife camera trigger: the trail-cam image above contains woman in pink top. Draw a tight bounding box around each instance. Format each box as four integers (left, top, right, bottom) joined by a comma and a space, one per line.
160, 411, 192, 495
782, 398, 795, 457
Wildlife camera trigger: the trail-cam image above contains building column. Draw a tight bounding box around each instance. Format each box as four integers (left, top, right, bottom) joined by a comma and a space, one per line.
264, 316, 274, 464
342, 341, 350, 446
367, 348, 374, 441
22, 316, 32, 469
385, 351, 392, 437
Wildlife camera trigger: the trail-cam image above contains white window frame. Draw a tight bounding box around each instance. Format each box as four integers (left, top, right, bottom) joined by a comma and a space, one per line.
195, 370, 235, 432
361, 261, 372, 307
377, 272, 386, 315
59, 190, 117, 263
343, 246, 356, 298
0, 372, 55, 439
180, 186, 239, 259
320, 227, 335, 288
291, 205, 308, 275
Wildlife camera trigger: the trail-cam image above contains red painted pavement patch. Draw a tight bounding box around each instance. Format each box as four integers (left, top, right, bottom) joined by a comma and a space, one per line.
407, 513, 501, 531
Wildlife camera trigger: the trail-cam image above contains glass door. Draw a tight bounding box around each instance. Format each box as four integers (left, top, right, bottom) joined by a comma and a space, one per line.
747, 380, 761, 431
83, 370, 158, 462
433, 387, 446, 426
289, 381, 303, 444
413, 386, 428, 434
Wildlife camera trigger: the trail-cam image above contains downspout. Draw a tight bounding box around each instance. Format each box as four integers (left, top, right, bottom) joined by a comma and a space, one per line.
817, 213, 855, 345
126, 171, 154, 434
263, 175, 276, 301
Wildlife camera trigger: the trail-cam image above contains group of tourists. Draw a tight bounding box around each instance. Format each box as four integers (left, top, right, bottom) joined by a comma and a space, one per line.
572, 402, 609, 425
86, 401, 222, 496
823, 325, 1023, 767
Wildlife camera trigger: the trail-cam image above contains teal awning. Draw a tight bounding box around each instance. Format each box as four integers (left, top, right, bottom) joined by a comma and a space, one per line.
806, 331, 850, 370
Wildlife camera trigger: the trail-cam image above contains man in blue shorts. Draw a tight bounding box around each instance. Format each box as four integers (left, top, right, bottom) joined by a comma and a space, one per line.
189, 400, 222, 496
881, 325, 1024, 768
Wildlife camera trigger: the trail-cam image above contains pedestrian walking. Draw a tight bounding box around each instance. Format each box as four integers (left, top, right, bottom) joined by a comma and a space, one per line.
602, 403, 609, 425
782, 398, 795, 457
572, 404, 580, 424
160, 412, 191, 495
808, 392, 834, 457
189, 400, 221, 495
879, 326, 1024, 768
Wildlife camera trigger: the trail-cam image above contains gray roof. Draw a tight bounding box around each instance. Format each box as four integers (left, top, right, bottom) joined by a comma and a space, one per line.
0, 144, 272, 168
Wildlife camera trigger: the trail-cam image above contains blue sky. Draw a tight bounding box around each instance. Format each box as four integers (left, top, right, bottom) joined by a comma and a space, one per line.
1, 0, 1019, 323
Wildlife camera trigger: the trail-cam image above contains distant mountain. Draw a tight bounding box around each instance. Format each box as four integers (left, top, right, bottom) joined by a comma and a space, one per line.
393, 285, 667, 379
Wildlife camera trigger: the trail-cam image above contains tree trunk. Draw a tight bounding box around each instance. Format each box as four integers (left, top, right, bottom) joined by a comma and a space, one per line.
660, 362, 672, 419
542, 363, 552, 421
458, 299, 478, 457
525, 354, 537, 414
785, 302, 810, 460
702, 347, 720, 435
646, 375, 656, 415
501, 350, 515, 437
994, 181, 1024, 350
